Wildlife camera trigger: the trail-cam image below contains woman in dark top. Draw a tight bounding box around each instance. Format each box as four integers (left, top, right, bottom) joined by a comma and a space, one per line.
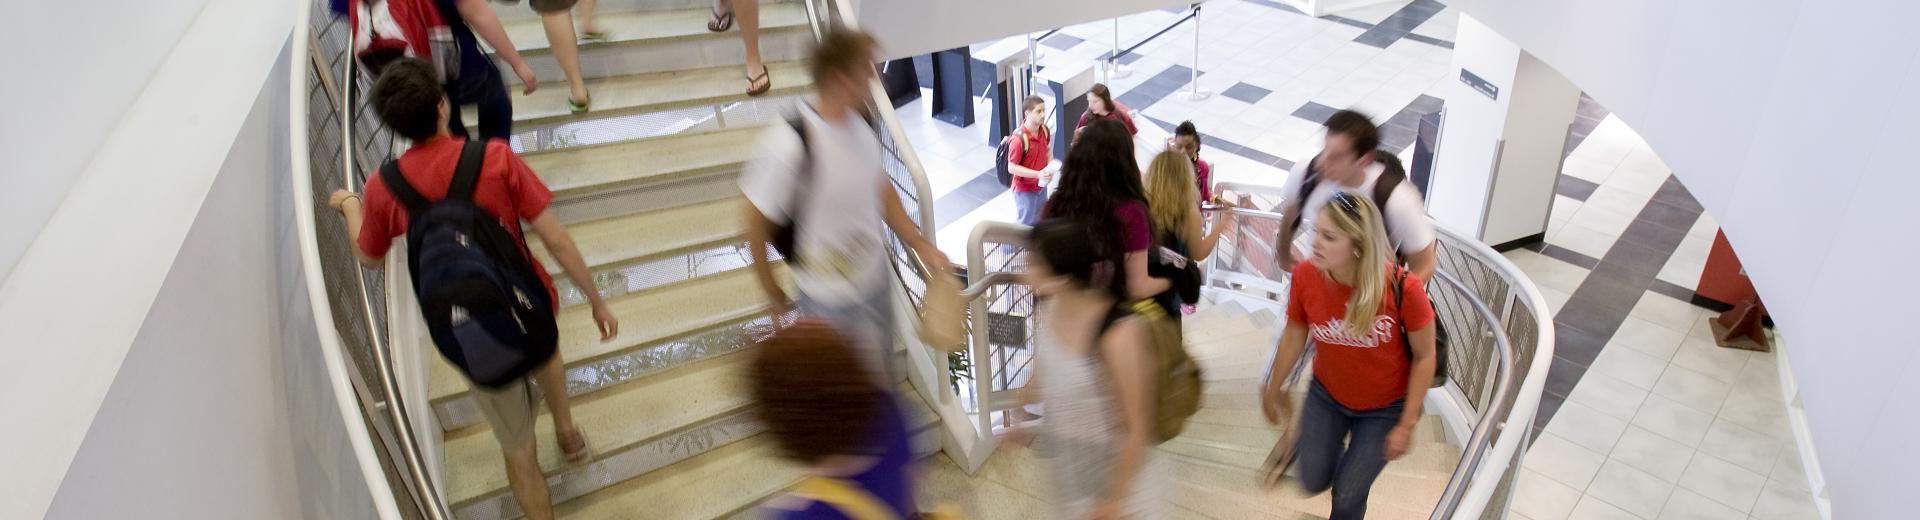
1076, 83, 1140, 135
752, 321, 916, 519
1046, 119, 1166, 301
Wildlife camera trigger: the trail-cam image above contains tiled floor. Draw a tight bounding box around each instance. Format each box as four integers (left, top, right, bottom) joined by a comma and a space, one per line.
1502, 107, 1819, 519
889, 2, 1817, 519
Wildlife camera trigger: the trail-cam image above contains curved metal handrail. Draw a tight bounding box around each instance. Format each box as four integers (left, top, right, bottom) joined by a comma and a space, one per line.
1425, 268, 1516, 519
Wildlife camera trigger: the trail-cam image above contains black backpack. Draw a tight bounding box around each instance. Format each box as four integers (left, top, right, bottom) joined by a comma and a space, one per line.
769, 114, 814, 261
1299, 151, 1449, 387
994, 130, 1029, 188
381, 141, 558, 388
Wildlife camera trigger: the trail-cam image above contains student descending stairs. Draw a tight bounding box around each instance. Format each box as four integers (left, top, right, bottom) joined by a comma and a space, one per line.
423, 2, 940, 519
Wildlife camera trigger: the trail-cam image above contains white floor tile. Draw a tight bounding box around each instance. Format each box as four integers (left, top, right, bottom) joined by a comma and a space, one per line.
1569, 371, 1651, 422
1769, 447, 1809, 487
1655, 256, 1705, 290
1586, 459, 1676, 519
1524, 431, 1608, 490
1650, 364, 1734, 415
1609, 426, 1696, 483
1567, 204, 1638, 239
1669, 338, 1750, 385
1513, 468, 1586, 520
1613, 317, 1687, 361
1569, 495, 1643, 520
1716, 390, 1790, 439
1588, 344, 1668, 390
1503, 249, 1592, 295
1582, 185, 1653, 220
1676, 452, 1766, 513
1750, 477, 1821, 520
1628, 292, 1704, 336
1698, 418, 1784, 475
1548, 222, 1618, 260
1631, 394, 1716, 447
1670, 234, 1715, 268
1656, 488, 1746, 520
1545, 400, 1630, 454
1538, 285, 1573, 315
1561, 153, 1621, 184
1687, 214, 1719, 242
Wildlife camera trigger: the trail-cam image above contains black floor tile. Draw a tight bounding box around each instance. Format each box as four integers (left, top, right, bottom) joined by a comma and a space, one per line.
1544, 355, 1587, 400
1551, 319, 1614, 366
1540, 244, 1601, 269
1534, 394, 1566, 431
1222, 82, 1272, 104
1292, 101, 1339, 124
1556, 175, 1600, 201
1041, 33, 1084, 51
1651, 279, 1699, 303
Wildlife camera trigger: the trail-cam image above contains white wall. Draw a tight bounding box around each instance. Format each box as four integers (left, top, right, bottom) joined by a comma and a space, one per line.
44, 51, 308, 518
857, 0, 1193, 60
0, 0, 214, 281
1446, 0, 1920, 516
1427, 15, 1518, 237
1483, 52, 1578, 246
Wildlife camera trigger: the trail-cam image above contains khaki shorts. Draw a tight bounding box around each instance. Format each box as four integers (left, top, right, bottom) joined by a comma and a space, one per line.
473, 377, 538, 449
529, 0, 580, 14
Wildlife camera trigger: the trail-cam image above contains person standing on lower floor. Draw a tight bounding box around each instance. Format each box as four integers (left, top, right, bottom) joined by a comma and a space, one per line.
1261, 193, 1437, 520
329, 58, 619, 520
1004, 95, 1052, 254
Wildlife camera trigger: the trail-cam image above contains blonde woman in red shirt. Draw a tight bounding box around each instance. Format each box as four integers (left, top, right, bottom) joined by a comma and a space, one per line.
1260, 192, 1438, 520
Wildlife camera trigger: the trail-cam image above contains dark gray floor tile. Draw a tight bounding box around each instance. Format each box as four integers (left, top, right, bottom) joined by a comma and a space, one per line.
1617, 216, 1691, 253
1556, 175, 1600, 201
1651, 279, 1699, 303
1533, 394, 1563, 432
1292, 101, 1339, 124
1652, 176, 1705, 213
1322, 15, 1375, 30
1404, 34, 1454, 48
1350, 0, 1445, 49
932, 170, 1004, 229
1575, 267, 1656, 313
1041, 33, 1084, 51
1540, 244, 1601, 269
1545, 355, 1587, 399
1576, 93, 1611, 120
1408, 94, 1446, 113
1222, 82, 1272, 104
1551, 319, 1615, 366
1638, 199, 1702, 229
1117, 52, 1145, 65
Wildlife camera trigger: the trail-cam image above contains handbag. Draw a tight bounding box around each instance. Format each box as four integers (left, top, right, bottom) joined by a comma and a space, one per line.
918, 269, 966, 352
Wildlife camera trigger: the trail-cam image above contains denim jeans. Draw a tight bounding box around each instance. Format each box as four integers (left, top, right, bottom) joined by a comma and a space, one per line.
796, 282, 897, 385
1292, 379, 1405, 520
445, 66, 513, 142
1007, 189, 1047, 254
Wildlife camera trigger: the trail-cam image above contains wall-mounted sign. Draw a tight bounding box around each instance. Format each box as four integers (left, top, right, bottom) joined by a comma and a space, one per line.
1459, 68, 1499, 101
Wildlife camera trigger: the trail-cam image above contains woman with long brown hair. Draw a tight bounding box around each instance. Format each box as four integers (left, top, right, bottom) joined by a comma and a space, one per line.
1076, 83, 1138, 135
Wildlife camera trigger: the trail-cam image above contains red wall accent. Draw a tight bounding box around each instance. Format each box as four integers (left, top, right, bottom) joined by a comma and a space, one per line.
1696, 230, 1757, 305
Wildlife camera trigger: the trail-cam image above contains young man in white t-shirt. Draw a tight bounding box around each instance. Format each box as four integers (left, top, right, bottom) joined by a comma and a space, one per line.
1277, 109, 1438, 281
739, 29, 949, 379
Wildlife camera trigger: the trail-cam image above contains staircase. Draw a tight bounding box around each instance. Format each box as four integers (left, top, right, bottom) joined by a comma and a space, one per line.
911, 297, 1462, 520
423, 2, 943, 519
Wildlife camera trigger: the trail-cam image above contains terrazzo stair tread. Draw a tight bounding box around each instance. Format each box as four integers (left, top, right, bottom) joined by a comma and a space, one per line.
441, 351, 755, 506
1178, 421, 1286, 451
426, 265, 791, 403
497, 3, 809, 56
521, 127, 761, 198
557, 388, 941, 520
916, 453, 1053, 519
1187, 406, 1278, 429
462, 60, 811, 128
526, 197, 744, 277
1166, 452, 1449, 518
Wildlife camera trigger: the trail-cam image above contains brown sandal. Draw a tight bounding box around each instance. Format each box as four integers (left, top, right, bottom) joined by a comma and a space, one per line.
746, 65, 772, 97
708, 8, 734, 32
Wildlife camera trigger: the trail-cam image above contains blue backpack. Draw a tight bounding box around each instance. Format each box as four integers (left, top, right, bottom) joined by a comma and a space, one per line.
380, 141, 558, 388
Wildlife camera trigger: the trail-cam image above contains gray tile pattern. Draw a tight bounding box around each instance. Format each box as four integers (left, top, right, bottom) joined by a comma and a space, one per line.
1354, 0, 1448, 48
1114, 64, 1202, 113
1291, 101, 1340, 124
1041, 32, 1084, 51
1144, 115, 1295, 170
1380, 94, 1445, 153
1221, 82, 1273, 104
1564, 93, 1611, 157
1557, 175, 1600, 201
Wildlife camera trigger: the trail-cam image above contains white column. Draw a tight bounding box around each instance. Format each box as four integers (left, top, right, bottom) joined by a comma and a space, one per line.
1427, 14, 1579, 246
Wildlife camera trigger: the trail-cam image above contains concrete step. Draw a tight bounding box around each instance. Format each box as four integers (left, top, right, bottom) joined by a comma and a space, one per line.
527, 197, 745, 279
462, 60, 810, 130
496, 3, 811, 81
523, 126, 760, 198
425, 265, 791, 407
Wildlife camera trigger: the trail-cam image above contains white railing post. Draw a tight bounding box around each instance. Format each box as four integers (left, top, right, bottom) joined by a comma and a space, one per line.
1183, 3, 1211, 100
1107, 18, 1132, 81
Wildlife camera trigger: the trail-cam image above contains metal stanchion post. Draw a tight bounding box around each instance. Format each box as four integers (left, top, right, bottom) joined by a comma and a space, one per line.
1108, 19, 1132, 80
1183, 4, 1212, 100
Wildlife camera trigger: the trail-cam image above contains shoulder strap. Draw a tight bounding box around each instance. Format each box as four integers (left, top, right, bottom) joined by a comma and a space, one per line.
785, 113, 814, 218
1298, 153, 1323, 204
792, 477, 897, 520
446, 140, 487, 202
1391, 266, 1412, 357
1371, 152, 1408, 263
379, 159, 432, 214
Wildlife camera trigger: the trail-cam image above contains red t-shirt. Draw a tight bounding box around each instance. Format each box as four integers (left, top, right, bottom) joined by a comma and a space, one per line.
1116, 200, 1151, 252
1077, 104, 1139, 135
1286, 260, 1435, 410
356, 136, 560, 307
1008, 125, 1051, 193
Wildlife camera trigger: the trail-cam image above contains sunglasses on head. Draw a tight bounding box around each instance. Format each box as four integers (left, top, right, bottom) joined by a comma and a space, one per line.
1330, 191, 1363, 217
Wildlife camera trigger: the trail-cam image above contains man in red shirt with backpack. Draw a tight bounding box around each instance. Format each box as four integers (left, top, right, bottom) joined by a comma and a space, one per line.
1006, 96, 1053, 226
327, 58, 616, 520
